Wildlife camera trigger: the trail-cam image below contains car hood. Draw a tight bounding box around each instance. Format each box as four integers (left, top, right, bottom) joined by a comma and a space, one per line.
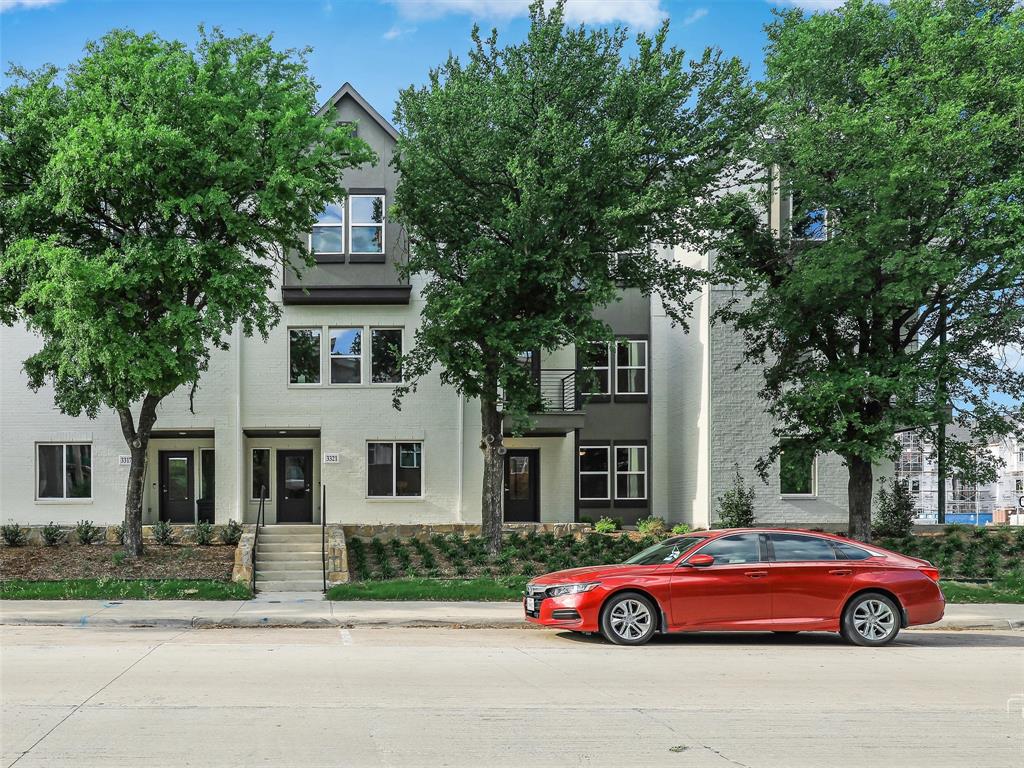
529, 564, 647, 585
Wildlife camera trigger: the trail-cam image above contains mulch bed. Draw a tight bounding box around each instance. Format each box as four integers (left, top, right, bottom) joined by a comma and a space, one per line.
0, 544, 234, 581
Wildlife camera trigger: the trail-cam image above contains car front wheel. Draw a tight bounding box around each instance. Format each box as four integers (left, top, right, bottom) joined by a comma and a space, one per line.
841, 593, 901, 647
600, 592, 657, 646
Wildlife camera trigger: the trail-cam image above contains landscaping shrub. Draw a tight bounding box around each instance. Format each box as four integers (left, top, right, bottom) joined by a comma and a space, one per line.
152, 519, 174, 546
194, 521, 215, 546
594, 517, 618, 533
221, 520, 243, 545
716, 467, 756, 528
112, 524, 126, 545
1, 523, 27, 547
873, 479, 916, 538
671, 523, 691, 535
112, 551, 126, 567
75, 520, 101, 545
42, 521, 66, 547
636, 516, 667, 535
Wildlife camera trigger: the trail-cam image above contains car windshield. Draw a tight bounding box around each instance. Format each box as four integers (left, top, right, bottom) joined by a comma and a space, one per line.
623, 536, 708, 565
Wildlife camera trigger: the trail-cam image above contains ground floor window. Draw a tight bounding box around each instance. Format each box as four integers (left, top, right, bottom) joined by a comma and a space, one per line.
37, 443, 92, 500
615, 445, 647, 500
251, 448, 270, 500
368, 441, 422, 497
578, 446, 610, 501
779, 439, 816, 495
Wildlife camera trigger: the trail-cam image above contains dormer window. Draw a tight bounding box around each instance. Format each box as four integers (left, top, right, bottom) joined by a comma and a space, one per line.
311, 202, 345, 255
350, 194, 385, 254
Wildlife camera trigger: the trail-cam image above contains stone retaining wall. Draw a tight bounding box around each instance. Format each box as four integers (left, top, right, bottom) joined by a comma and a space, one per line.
342, 522, 591, 542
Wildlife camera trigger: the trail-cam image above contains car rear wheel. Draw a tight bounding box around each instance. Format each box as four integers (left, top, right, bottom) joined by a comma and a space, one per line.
841, 593, 901, 647
600, 592, 657, 646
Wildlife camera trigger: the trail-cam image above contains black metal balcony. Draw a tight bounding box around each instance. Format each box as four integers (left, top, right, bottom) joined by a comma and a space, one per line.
536, 369, 578, 413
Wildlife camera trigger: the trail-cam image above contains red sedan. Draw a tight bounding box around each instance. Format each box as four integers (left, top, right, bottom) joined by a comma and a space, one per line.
524, 528, 944, 646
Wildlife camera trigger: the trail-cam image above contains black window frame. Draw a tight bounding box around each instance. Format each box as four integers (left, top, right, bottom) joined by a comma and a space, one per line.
765, 532, 839, 563
686, 532, 766, 566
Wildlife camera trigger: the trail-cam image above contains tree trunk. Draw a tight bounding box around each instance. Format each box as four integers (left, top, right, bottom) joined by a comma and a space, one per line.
847, 454, 873, 543
480, 394, 505, 556
117, 396, 161, 560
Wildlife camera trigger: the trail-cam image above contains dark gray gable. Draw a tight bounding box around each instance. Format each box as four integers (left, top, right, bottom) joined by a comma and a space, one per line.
317, 82, 399, 142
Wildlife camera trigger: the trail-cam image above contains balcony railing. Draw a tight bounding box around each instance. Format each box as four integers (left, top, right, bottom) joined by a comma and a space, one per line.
535, 369, 578, 413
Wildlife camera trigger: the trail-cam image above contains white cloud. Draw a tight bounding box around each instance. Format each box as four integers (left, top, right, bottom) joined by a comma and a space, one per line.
383, 24, 417, 39
0, 0, 64, 12
770, 0, 845, 10
681, 7, 708, 26
384, 0, 668, 29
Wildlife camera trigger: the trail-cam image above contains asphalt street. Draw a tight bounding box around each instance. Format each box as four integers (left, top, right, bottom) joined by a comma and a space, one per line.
2, 625, 1022, 767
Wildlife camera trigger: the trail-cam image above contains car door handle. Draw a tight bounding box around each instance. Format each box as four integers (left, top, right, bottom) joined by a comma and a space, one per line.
829, 569, 853, 576
744, 570, 768, 579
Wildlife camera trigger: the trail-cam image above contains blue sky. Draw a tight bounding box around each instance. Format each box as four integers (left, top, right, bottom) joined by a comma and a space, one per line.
1, 0, 838, 118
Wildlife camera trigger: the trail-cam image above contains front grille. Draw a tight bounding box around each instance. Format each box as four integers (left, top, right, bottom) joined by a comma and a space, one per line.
524, 584, 547, 618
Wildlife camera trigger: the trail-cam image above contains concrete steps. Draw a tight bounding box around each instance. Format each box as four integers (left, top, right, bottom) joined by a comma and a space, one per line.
254, 525, 325, 593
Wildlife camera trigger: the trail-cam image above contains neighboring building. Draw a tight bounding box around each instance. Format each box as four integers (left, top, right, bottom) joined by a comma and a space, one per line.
895, 431, 1024, 525
0, 83, 872, 532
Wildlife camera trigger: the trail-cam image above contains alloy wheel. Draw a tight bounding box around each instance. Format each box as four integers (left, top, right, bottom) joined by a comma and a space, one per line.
609, 598, 652, 641
852, 599, 896, 642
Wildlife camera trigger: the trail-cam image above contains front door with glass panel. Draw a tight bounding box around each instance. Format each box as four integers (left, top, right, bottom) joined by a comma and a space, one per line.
159, 451, 195, 523
504, 449, 540, 522
276, 450, 314, 523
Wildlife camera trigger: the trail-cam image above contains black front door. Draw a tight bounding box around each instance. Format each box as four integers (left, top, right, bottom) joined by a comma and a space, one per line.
277, 450, 314, 523
504, 449, 540, 522
159, 450, 195, 523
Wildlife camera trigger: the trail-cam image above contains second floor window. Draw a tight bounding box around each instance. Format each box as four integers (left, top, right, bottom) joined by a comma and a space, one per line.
350, 194, 385, 254
581, 342, 610, 395
371, 328, 403, 383
289, 328, 321, 385
790, 192, 828, 241
615, 340, 648, 395
330, 327, 362, 384
311, 202, 344, 255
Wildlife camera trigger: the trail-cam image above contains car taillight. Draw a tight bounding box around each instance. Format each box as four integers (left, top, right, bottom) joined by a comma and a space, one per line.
920, 566, 940, 582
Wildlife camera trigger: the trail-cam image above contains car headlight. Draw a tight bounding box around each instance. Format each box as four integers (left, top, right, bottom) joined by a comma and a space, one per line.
546, 582, 600, 598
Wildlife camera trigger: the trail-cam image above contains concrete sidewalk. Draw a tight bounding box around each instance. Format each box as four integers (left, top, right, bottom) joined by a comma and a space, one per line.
1, 594, 1022, 630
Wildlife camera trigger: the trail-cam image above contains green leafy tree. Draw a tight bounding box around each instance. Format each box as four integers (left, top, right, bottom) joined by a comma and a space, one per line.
0, 28, 373, 557
391, 0, 757, 552
715, 0, 1024, 541
716, 466, 756, 528
873, 478, 917, 539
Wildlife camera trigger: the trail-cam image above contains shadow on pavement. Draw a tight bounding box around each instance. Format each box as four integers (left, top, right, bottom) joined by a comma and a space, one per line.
554, 629, 1024, 648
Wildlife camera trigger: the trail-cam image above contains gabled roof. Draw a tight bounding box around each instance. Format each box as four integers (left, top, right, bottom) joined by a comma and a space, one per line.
317, 81, 400, 142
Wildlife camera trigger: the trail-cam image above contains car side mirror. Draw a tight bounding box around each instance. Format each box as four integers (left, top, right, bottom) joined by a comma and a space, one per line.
685, 554, 715, 568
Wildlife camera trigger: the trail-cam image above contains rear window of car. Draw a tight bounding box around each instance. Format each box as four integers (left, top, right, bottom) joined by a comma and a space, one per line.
833, 542, 873, 560
769, 533, 837, 562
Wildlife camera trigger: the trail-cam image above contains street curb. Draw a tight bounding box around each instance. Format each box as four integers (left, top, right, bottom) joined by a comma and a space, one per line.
0, 616, 1018, 631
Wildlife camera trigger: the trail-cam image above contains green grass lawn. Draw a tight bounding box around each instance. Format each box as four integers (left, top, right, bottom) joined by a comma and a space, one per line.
940, 575, 1024, 604
327, 577, 529, 601
0, 578, 252, 600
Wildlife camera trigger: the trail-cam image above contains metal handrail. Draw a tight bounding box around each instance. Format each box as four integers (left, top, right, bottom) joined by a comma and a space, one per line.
251, 484, 266, 594
537, 369, 578, 412
321, 485, 327, 593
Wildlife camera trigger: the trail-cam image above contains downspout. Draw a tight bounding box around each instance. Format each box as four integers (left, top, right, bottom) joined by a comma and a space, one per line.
456, 393, 465, 521
235, 320, 243, 523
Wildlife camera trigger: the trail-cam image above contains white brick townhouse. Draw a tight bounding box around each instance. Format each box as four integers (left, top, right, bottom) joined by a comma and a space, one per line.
0, 83, 861, 532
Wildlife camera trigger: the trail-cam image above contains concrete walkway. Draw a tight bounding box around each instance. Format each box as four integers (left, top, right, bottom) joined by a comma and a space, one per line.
1, 593, 1022, 630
